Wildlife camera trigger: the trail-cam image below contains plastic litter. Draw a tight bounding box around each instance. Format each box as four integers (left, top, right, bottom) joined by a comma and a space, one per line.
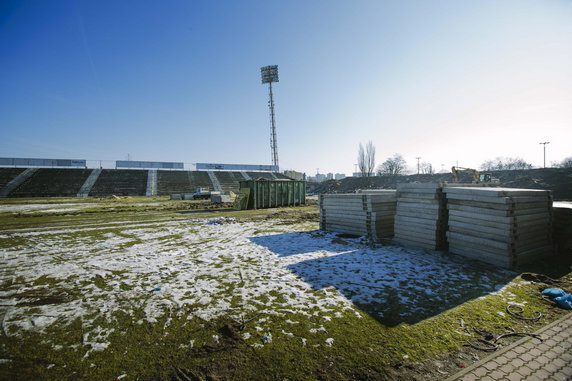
261, 332, 272, 344
554, 294, 572, 310
541, 288, 567, 298
542, 288, 572, 310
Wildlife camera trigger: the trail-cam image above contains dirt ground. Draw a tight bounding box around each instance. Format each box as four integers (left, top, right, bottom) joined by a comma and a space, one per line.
1, 198, 570, 380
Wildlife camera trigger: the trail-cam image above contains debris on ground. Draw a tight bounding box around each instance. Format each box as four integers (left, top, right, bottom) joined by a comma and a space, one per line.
542, 288, 572, 310
261, 332, 272, 344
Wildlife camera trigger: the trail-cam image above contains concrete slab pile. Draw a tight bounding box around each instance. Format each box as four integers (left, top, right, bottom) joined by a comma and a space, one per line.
553, 202, 572, 255
319, 192, 397, 241
444, 187, 553, 268
393, 183, 447, 250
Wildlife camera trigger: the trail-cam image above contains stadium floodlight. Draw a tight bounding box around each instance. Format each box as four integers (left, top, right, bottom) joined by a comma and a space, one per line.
261, 65, 279, 84
261, 65, 280, 169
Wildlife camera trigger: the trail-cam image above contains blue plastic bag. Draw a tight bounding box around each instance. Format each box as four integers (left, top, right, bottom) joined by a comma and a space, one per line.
542, 288, 572, 310
542, 288, 567, 298
554, 294, 572, 310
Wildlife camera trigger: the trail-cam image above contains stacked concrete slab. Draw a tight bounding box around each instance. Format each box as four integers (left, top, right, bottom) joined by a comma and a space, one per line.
319, 192, 396, 240
393, 183, 447, 250
445, 187, 553, 268
553, 202, 572, 255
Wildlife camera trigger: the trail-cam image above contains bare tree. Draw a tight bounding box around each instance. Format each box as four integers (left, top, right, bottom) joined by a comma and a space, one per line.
558, 156, 572, 168
358, 144, 366, 176
366, 141, 376, 176
480, 157, 532, 171
357, 141, 376, 177
420, 162, 434, 174
480, 160, 495, 171
377, 154, 407, 176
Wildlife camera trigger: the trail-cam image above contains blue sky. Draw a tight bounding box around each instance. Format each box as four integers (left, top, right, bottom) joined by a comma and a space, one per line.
1, 0, 571, 175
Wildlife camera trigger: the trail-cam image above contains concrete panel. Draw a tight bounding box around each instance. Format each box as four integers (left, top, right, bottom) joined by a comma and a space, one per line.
447, 203, 550, 217
397, 183, 441, 190
393, 237, 439, 250
444, 187, 551, 197
396, 202, 441, 211
447, 198, 551, 210
448, 210, 550, 224
448, 245, 513, 268
394, 215, 441, 227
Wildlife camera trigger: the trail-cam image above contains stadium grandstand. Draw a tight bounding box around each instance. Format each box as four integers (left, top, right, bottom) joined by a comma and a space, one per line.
0, 158, 293, 198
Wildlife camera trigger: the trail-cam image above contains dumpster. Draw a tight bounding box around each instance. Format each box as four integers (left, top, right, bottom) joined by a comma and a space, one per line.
236, 179, 305, 210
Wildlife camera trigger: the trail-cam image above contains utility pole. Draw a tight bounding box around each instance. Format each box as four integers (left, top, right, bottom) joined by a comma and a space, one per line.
539, 142, 550, 168
416, 157, 421, 175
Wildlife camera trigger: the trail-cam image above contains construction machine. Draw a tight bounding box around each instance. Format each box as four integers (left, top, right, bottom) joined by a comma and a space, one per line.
451, 167, 496, 184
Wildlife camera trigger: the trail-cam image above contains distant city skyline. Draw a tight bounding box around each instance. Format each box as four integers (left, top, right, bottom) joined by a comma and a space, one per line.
1, 1, 571, 175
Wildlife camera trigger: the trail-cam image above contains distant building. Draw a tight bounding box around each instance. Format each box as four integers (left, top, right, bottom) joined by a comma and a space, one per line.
352, 172, 363, 177
334, 173, 346, 180
326, 173, 333, 180
283, 170, 304, 181
307, 173, 327, 182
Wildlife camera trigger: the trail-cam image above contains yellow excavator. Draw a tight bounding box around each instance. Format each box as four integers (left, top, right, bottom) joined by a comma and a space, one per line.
451, 167, 494, 184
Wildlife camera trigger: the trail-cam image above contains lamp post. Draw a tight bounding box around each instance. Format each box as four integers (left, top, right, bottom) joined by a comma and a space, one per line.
539, 142, 550, 168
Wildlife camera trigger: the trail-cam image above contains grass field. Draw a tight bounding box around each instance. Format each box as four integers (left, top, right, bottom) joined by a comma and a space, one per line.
1, 196, 570, 380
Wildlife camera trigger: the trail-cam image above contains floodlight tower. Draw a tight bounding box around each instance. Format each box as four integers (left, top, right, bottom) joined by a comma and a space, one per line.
261, 65, 279, 170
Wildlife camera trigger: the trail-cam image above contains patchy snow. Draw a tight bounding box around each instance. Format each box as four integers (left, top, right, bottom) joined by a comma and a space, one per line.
0, 203, 94, 214
0, 214, 515, 351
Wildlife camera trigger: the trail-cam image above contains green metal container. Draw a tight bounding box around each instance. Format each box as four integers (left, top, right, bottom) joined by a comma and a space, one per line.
238, 179, 306, 209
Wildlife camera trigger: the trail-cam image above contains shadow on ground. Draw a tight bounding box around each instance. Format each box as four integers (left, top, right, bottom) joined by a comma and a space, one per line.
250, 231, 517, 327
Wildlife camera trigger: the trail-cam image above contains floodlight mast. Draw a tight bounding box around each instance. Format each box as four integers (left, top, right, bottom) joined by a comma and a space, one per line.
261, 65, 279, 170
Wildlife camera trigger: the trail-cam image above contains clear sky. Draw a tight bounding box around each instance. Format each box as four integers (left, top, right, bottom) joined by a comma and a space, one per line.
1, 0, 571, 175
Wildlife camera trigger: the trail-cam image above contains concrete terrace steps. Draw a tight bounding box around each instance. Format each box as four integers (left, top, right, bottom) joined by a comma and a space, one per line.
0, 168, 38, 197
0, 168, 289, 198
206, 171, 222, 192
156, 171, 194, 195
0, 168, 26, 190
145, 169, 158, 196
156, 171, 216, 195
77, 169, 102, 197
210, 171, 245, 193
89, 169, 148, 196
8, 168, 92, 198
